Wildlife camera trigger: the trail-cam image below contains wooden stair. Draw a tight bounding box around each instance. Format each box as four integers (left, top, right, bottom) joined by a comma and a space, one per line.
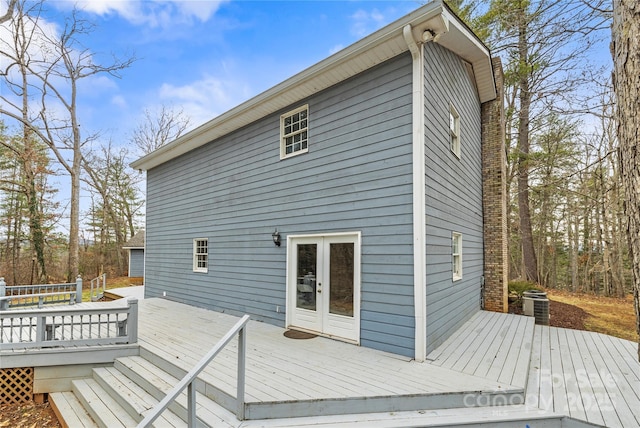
49, 354, 238, 428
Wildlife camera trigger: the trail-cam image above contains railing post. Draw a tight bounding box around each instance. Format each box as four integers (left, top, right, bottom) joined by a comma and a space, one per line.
236, 325, 246, 420
0, 277, 7, 310
37, 316, 45, 344
127, 299, 138, 343
75, 275, 82, 304
187, 382, 196, 427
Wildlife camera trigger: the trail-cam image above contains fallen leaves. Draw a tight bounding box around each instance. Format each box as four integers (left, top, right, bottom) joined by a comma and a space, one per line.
0, 401, 60, 428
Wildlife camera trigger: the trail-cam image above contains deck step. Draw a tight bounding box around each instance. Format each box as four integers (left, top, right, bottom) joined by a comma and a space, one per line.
239, 405, 594, 427
114, 355, 239, 427
49, 391, 98, 428
138, 346, 237, 411
92, 366, 185, 427
71, 378, 139, 427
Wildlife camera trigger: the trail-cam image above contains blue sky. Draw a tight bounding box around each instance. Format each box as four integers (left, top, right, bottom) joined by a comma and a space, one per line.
31, 0, 423, 149
1, 0, 422, 233
1, 0, 612, 235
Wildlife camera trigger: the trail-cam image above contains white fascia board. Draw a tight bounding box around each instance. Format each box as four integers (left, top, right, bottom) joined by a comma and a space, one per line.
438, 8, 496, 103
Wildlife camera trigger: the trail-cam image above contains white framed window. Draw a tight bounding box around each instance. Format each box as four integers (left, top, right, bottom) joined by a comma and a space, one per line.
449, 104, 460, 158
452, 232, 462, 281
280, 105, 309, 159
193, 238, 208, 273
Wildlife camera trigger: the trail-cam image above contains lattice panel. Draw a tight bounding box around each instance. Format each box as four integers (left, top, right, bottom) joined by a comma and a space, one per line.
0, 367, 34, 404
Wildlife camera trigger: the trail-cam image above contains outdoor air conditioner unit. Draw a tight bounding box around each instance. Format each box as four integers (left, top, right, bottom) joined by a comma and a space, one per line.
522, 290, 549, 325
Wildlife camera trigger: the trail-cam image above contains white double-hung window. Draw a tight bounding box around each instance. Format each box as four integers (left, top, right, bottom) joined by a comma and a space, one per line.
452, 232, 462, 281
449, 104, 460, 158
280, 105, 308, 159
193, 238, 208, 273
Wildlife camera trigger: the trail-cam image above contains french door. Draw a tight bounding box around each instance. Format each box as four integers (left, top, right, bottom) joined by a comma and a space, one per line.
286, 233, 360, 343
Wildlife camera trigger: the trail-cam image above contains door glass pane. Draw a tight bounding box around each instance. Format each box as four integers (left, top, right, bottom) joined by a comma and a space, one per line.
296, 244, 317, 311
329, 243, 354, 317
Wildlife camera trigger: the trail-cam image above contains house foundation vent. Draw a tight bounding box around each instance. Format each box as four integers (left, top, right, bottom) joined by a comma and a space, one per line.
0, 367, 34, 404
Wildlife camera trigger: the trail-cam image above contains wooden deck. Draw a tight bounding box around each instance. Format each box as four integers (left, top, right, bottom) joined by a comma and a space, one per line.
4, 297, 638, 426
134, 298, 638, 426
426, 310, 535, 389
526, 325, 640, 427
135, 299, 522, 420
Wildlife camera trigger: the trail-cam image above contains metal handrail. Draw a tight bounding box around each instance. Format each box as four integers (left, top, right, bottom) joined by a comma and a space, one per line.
90, 273, 107, 301
137, 314, 250, 427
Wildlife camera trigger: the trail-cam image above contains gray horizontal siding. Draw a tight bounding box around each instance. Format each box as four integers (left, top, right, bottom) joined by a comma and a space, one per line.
128, 249, 144, 277
423, 43, 484, 354
145, 52, 415, 357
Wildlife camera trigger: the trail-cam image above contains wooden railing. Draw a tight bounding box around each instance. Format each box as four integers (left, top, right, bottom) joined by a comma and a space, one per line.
0, 299, 138, 350
137, 314, 250, 427
0, 276, 83, 310
90, 273, 107, 301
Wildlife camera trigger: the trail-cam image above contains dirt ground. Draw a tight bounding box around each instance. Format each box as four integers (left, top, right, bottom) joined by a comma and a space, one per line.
0, 400, 60, 428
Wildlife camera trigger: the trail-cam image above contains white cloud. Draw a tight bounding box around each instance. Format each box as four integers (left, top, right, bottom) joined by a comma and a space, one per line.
68, 0, 227, 28
157, 74, 251, 128
329, 44, 344, 55
111, 94, 128, 108
350, 8, 388, 38
79, 75, 120, 96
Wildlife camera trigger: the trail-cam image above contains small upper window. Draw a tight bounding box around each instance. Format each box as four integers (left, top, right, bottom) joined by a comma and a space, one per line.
193, 238, 208, 273
452, 232, 462, 281
449, 104, 460, 158
281, 105, 309, 159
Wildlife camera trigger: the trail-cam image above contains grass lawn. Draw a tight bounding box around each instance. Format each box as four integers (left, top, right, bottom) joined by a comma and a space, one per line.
546, 289, 637, 342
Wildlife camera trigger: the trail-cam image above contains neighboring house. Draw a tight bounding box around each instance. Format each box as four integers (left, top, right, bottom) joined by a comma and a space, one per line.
123, 230, 145, 278
131, 0, 508, 361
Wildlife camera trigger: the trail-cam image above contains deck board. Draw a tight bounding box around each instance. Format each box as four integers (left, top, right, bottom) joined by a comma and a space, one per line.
135, 299, 516, 411
456, 313, 508, 374
525, 324, 640, 428
427, 310, 534, 389
3, 297, 638, 426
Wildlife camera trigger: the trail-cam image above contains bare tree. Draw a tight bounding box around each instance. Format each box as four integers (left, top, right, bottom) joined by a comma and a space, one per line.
611, 0, 640, 360
1, 1, 50, 282
0, 1, 134, 280
82, 142, 144, 275
0, 0, 17, 24
131, 105, 190, 155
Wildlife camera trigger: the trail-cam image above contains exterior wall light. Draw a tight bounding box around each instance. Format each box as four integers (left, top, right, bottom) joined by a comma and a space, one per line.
272, 229, 281, 247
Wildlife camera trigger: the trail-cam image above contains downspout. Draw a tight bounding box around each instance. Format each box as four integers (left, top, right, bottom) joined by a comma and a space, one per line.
403, 24, 427, 363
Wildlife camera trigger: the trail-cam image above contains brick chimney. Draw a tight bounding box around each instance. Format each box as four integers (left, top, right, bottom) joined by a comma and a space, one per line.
481, 57, 508, 312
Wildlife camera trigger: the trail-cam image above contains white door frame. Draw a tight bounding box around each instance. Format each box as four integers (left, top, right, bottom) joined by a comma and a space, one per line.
285, 231, 361, 344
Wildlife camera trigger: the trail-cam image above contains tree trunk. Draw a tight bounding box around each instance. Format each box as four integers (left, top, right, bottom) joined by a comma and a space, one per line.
516, 6, 538, 283
612, 0, 640, 361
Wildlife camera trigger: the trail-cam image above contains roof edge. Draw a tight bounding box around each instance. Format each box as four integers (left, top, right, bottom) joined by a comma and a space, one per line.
131, 0, 494, 171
